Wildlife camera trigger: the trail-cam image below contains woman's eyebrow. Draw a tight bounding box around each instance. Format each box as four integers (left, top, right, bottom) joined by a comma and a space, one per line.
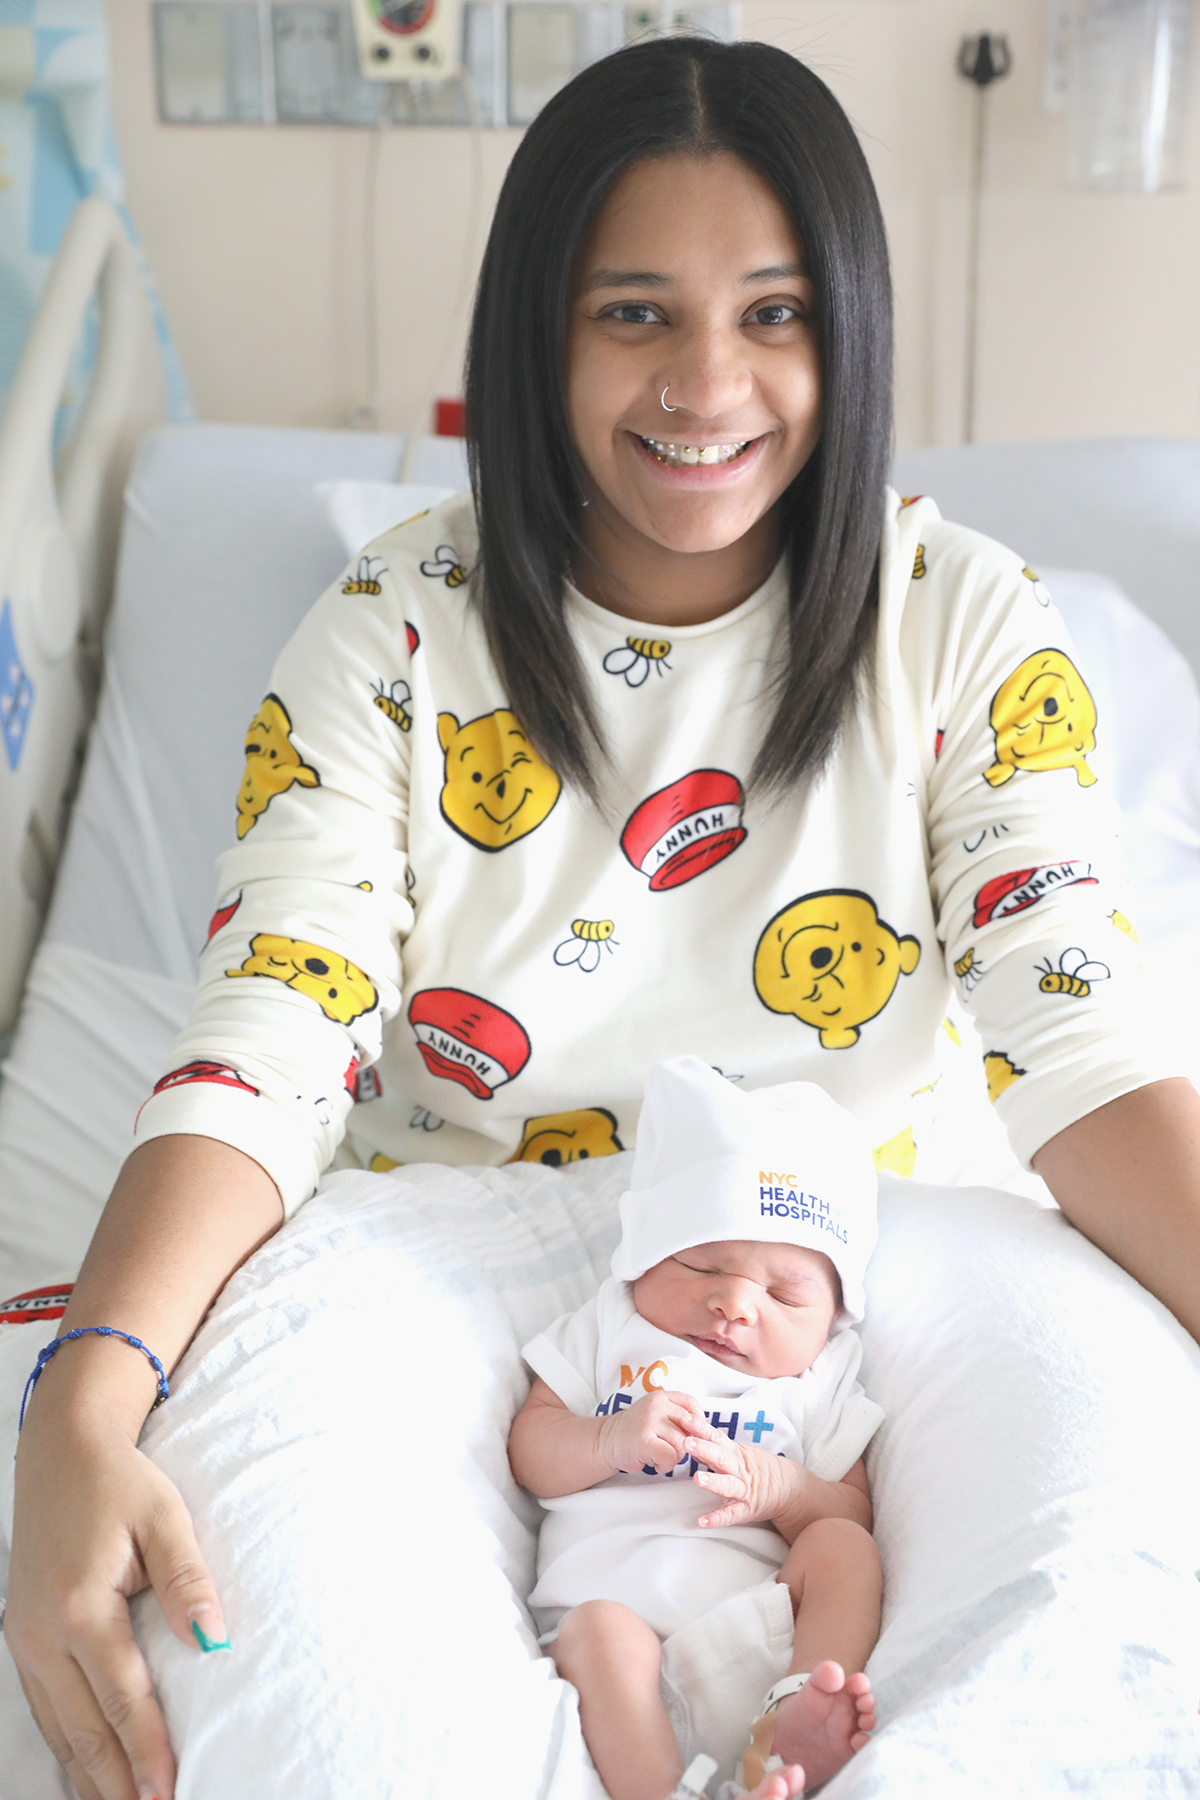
582, 268, 672, 293
742, 262, 806, 284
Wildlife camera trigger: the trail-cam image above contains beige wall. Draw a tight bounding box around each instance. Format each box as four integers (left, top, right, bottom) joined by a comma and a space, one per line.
108, 0, 1200, 446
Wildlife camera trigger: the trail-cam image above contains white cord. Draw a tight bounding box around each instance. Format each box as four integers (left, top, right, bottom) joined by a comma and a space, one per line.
398, 67, 485, 479
351, 87, 389, 432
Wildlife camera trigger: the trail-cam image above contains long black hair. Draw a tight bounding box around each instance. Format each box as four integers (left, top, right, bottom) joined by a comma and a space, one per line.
464, 37, 893, 801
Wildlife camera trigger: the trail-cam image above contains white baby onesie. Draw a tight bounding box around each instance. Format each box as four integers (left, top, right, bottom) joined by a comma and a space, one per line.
521, 1275, 884, 1640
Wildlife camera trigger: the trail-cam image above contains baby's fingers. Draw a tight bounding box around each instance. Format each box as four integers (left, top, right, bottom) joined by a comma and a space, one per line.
695, 1494, 750, 1529
685, 1432, 737, 1472
661, 1394, 712, 1434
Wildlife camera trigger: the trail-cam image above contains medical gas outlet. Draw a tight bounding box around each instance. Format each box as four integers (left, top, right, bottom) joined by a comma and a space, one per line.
350, 0, 462, 77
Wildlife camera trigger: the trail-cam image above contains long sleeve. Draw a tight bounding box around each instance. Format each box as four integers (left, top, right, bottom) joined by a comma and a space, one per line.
906, 499, 1180, 1166
131, 558, 415, 1213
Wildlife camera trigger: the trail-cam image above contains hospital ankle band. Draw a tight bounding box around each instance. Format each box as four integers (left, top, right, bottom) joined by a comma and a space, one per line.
761, 1672, 811, 1712
19, 1326, 170, 1429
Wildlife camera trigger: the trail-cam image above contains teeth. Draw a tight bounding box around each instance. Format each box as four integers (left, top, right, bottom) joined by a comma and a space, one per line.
641, 437, 750, 467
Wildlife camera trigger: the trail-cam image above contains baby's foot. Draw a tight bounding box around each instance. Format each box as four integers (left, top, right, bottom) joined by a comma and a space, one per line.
771, 1662, 876, 1790
744, 1766, 805, 1800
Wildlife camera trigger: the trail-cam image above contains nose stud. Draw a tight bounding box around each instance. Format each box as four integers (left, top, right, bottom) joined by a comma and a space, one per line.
661, 386, 677, 412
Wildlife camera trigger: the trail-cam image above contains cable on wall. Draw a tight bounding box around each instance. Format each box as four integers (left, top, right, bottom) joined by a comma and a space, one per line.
957, 32, 1011, 445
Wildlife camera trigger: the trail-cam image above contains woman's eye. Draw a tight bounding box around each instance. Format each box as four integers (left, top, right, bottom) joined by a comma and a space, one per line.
748, 303, 801, 327
608, 303, 661, 326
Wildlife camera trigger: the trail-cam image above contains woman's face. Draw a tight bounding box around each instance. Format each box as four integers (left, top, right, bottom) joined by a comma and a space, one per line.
567, 150, 822, 567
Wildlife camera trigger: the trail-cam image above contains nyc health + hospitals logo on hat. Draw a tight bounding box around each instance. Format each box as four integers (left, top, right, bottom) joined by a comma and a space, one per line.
611, 1057, 879, 1321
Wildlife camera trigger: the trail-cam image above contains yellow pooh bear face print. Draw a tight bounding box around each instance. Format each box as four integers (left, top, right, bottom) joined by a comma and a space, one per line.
437, 709, 561, 851
227, 934, 377, 1024
983, 650, 1097, 789
984, 1051, 1025, 1105
754, 889, 921, 1049
509, 1107, 624, 1166
236, 695, 320, 838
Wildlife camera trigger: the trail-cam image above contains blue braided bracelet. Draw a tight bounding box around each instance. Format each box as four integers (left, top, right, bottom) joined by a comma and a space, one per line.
19, 1327, 170, 1430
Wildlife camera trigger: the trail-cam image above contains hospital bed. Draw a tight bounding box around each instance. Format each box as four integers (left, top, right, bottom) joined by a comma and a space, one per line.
2, 201, 1200, 1796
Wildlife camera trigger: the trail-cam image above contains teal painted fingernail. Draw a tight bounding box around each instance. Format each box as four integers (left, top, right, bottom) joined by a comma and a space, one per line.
191, 1619, 232, 1652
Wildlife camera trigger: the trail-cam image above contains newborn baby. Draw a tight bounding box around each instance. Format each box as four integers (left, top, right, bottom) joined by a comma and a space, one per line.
509, 1057, 885, 1799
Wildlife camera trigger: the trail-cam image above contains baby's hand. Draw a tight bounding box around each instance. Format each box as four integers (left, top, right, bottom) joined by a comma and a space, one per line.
599, 1390, 709, 1476
687, 1431, 802, 1528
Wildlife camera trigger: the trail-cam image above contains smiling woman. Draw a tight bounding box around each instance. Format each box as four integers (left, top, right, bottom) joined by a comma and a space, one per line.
466, 38, 892, 799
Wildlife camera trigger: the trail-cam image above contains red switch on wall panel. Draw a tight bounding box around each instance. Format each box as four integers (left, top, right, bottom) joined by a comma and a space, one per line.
435, 397, 467, 437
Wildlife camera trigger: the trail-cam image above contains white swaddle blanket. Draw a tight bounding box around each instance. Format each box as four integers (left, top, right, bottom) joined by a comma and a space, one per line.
3, 1156, 1200, 1798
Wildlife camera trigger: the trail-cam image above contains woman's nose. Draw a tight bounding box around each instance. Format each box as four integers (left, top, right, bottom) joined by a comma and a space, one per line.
659, 326, 753, 423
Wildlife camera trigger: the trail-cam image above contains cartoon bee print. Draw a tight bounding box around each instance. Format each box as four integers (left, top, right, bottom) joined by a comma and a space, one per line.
1108, 908, 1138, 943
409, 1105, 444, 1132
1036, 946, 1110, 998
603, 637, 672, 687
912, 545, 927, 579
553, 918, 618, 973
1022, 565, 1053, 607
954, 946, 985, 993
372, 677, 412, 732
343, 556, 384, 596
420, 546, 468, 588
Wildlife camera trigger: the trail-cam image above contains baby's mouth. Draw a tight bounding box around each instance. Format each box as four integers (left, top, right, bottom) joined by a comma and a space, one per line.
638, 436, 752, 467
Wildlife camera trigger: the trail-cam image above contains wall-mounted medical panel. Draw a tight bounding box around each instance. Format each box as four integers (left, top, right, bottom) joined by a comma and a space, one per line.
152, 0, 739, 127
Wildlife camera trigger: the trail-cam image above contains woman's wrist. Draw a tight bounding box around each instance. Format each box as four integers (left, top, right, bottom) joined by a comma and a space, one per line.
15, 1329, 165, 1447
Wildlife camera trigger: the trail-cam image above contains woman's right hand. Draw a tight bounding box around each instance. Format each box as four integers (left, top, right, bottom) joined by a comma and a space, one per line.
6, 1393, 228, 1800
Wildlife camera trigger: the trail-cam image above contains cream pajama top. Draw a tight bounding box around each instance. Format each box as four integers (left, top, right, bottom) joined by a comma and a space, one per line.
131, 489, 1171, 1214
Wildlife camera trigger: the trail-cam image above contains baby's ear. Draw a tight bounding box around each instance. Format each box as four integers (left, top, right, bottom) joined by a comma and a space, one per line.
437, 712, 459, 754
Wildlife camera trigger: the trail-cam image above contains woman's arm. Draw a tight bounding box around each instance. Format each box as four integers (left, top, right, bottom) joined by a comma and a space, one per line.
5, 1133, 283, 1800
1032, 1076, 1200, 1344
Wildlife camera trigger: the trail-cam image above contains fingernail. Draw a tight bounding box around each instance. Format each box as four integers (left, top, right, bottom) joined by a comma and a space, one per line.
190, 1609, 232, 1652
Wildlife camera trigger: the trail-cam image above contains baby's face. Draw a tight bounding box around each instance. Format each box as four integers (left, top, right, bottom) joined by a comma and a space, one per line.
632, 1239, 840, 1379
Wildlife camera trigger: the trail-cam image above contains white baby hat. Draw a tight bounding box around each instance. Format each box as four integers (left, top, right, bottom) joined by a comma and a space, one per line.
611, 1056, 879, 1321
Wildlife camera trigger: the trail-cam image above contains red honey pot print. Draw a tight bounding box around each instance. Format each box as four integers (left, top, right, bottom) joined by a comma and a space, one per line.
0, 1282, 75, 1325
973, 860, 1097, 929
407, 987, 531, 1100
153, 1060, 259, 1098
205, 892, 242, 943
621, 769, 747, 891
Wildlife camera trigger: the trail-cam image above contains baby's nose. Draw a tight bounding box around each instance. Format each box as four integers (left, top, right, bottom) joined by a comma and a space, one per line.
711, 1280, 755, 1321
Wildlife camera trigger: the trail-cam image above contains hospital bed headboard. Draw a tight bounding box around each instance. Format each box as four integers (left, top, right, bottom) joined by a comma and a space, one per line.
892, 439, 1200, 681
0, 197, 165, 1037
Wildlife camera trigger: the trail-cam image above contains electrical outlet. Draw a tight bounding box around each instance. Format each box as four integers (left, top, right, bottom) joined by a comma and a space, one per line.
349, 0, 462, 79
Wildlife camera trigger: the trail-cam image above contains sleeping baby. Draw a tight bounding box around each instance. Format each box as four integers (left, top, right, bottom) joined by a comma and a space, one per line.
508, 1056, 885, 1799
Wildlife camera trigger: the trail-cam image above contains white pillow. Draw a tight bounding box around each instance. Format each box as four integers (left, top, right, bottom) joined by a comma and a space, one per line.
1044, 567, 1200, 893
318, 480, 457, 559
4, 1158, 1199, 1796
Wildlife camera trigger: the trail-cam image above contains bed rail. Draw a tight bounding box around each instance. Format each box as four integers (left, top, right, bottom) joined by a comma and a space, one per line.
0, 197, 164, 1039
